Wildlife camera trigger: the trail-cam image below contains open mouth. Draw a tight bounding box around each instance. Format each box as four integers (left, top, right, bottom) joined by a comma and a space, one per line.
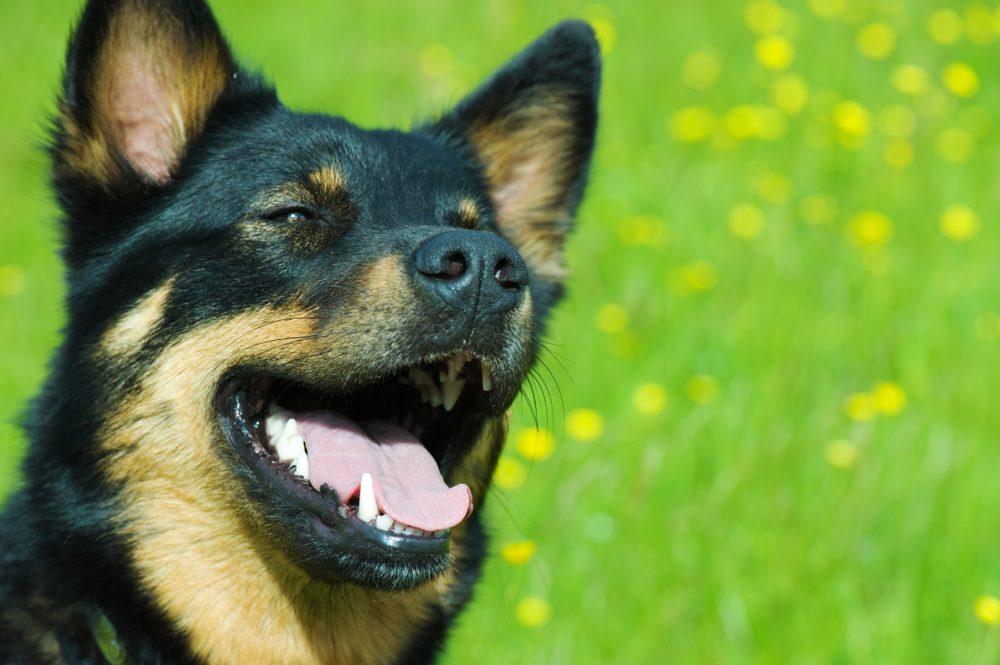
217, 351, 496, 561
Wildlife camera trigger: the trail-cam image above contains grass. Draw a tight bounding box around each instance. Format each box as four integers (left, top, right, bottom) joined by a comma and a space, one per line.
2, 0, 1000, 662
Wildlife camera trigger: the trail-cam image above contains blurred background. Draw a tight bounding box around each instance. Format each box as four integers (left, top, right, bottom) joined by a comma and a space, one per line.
2, 0, 999, 662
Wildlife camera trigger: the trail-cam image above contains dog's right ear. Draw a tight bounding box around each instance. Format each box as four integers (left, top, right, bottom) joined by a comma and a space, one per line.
54, 0, 236, 193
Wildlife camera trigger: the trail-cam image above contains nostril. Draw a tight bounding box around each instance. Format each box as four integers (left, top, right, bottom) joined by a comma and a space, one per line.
443, 252, 467, 279
494, 259, 521, 290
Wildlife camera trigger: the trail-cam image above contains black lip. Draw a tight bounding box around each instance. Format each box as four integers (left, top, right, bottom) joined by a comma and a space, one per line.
218, 379, 451, 555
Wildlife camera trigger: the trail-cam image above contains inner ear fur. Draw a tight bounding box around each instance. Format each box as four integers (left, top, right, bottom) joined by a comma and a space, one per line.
56, 0, 235, 189
429, 21, 600, 284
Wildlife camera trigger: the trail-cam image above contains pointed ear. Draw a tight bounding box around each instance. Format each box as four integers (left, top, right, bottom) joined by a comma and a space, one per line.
55, 0, 235, 189
428, 21, 600, 285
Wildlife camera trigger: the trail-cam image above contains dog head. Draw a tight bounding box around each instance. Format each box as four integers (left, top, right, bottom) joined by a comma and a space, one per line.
41, 0, 597, 629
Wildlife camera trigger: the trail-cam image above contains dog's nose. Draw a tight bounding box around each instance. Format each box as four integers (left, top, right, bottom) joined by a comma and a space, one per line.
412, 230, 529, 315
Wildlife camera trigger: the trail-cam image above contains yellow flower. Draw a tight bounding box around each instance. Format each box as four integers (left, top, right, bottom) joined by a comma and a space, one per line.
617, 214, 669, 248
633, 383, 668, 415
728, 203, 765, 239
940, 205, 980, 241
833, 101, 871, 149
891, 65, 929, 96
596, 303, 628, 334
975, 595, 1000, 626
723, 105, 787, 141
799, 195, 837, 225
671, 262, 718, 295
584, 6, 617, 55
566, 408, 604, 442
686, 375, 719, 404
878, 106, 917, 138
808, 0, 846, 19
825, 439, 859, 469
682, 50, 721, 90
942, 62, 980, 98
500, 540, 537, 565
872, 382, 907, 416
884, 140, 914, 170
669, 107, 716, 143
755, 35, 795, 70
927, 9, 963, 45
0, 265, 26, 298
770, 74, 809, 115
516, 596, 552, 627
964, 5, 996, 45
848, 211, 893, 247
493, 457, 527, 490
515, 428, 555, 461
936, 128, 974, 163
745, 0, 786, 34
844, 393, 877, 421
857, 23, 896, 59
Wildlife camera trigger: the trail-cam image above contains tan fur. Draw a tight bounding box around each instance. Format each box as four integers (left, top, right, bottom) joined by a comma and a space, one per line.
469, 92, 577, 282
99, 255, 507, 664
307, 166, 347, 199
98, 277, 175, 357
455, 197, 480, 229
60, 0, 230, 185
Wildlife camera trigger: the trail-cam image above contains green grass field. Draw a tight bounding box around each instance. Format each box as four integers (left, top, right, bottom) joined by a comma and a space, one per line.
3, 1, 1000, 662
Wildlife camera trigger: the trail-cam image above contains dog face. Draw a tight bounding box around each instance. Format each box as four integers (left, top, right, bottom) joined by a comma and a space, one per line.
19, 0, 597, 660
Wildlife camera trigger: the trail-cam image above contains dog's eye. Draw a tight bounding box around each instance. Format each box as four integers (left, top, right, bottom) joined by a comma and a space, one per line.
265, 207, 316, 223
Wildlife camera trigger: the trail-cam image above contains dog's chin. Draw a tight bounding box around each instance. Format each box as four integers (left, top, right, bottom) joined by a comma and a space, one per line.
215, 350, 510, 591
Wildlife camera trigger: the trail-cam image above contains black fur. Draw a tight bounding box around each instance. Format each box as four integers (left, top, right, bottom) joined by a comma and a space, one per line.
1, 2, 599, 663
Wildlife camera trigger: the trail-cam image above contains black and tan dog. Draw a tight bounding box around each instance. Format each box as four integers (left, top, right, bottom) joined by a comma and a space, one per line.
0, 0, 598, 663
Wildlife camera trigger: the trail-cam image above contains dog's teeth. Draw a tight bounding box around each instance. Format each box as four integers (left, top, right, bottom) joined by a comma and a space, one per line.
358, 473, 378, 523
409, 367, 433, 388
375, 514, 393, 531
447, 352, 468, 383
274, 419, 305, 462
337, 505, 347, 518
391, 521, 405, 533
442, 378, 465, 412
403, 526, 418, 536
481, 360, 493, 392
427, 383, 443, 408
265, 409, 289, 441
291, 452, 309, 481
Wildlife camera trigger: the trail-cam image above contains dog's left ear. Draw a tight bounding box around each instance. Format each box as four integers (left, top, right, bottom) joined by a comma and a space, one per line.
428, 21, 600, 294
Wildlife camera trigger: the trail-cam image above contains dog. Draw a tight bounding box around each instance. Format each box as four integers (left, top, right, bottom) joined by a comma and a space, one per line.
0, 0, 598, 663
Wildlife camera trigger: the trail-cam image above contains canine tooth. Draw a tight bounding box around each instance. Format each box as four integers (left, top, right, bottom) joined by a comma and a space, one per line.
442, 378, 466, 412
427, 383, 443, 407
358, 473, 378, 523
275, 419, 305, 462
375, 514, 393, 531
291, 452, 309, 481
481, 360, 493, 392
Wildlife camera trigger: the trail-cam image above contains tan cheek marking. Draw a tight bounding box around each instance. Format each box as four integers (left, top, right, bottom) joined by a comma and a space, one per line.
98, 277, 176, 357
103, 305, 457, 664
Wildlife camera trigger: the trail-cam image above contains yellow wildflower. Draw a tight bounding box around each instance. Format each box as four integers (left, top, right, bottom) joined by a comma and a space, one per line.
975, 595, 1000, 626
682, 50, 721, 90
833, 101, 871, 148
927, 9, 963, 45
844, 393, 877, 421
672, 262, 718, 295
728, 203, 765, 239
669, 107, 716, 143
745, 0, 786, 34
848, 211, 893, 247
770, 74, 809, 115
964, 5, 995, 45
872, 382, 907, 415
493, 457, 527, 490
891, 65, 929, 96
940, 205, 979, 241
516, 597, 552, 627
856, 23, 896, 59
633, 383, 668, 415
808, 0, 846, 19
584, 6, 617, 55
500, 540, 537, 565
596, 303, 628, 334
825, 439, 859, 469
755, 35, 795, 70
686, 375, 719, 404
942, 62, 980, 98
515, 428, 555, 461
566, 408, 604, 442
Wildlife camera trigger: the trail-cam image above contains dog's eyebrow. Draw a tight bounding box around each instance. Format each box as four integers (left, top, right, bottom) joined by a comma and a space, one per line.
455, 197, 480, 229
307, 166, 347, 199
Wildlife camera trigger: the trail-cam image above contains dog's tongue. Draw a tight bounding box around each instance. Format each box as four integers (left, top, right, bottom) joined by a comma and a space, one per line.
295, 412, 472, 532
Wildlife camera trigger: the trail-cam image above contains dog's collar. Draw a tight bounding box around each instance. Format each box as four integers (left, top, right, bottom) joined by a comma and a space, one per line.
87, 610, 126, 665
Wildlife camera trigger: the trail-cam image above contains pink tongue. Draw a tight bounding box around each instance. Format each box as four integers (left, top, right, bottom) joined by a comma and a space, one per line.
295, 411, 472, 532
